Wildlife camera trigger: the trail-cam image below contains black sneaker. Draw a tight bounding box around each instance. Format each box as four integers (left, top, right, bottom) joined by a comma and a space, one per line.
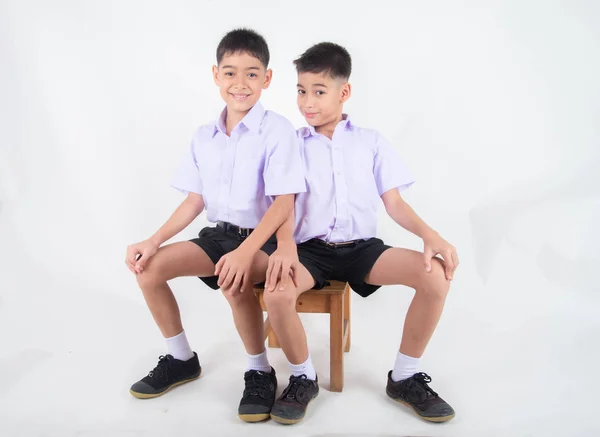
270, 374, 319, 425
129, 353, 201, 399
238, 367, 277, 422
386, 371, 455, 422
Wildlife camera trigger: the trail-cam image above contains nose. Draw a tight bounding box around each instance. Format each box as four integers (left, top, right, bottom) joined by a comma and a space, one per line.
302, 94, 314, 109
234, 74, 247, 89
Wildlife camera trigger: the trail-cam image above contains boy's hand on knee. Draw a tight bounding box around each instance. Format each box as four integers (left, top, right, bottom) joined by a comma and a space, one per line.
423, 233, 459, 280
125, 239, 159, 275
265, 242, 299, 292
215, 247, 253, 292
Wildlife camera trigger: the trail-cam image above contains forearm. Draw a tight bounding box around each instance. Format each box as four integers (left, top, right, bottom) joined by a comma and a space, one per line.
150, 193, 205, 246
275, 208, 296, 247
240, 194, 294, 253
387, 198, 437, 240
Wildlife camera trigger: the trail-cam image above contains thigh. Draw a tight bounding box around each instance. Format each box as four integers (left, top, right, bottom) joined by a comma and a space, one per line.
142, 241, 216, 282
296, 241, 333, 290
364, 247, 444, 288
250, 250, 270, 285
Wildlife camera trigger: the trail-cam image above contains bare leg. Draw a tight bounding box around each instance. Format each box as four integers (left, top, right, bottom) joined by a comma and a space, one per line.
136, 241, 215, 338
262, 265, 315, 364
364, 248, 450, 358
221, 251, 271, 355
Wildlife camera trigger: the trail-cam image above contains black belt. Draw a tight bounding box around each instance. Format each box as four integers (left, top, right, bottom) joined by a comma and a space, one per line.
217, 221, 254, 238
314, 239, 360, 248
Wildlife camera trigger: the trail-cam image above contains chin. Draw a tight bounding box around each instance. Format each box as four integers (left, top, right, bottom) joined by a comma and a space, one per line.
304, 117, 320, 126
228, 100, 255, 113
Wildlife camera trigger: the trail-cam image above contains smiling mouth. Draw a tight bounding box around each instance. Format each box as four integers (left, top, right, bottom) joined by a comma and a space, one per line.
230, 93, 250, 101
304, 112, 318, 118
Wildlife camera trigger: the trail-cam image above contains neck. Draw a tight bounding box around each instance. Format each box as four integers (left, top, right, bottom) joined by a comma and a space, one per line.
225, 107, 250, 136
315, 114, 344, 140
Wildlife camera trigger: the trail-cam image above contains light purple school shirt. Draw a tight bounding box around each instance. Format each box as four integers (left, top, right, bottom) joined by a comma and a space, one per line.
294, 115, 415, 244
171, 102, 306, 229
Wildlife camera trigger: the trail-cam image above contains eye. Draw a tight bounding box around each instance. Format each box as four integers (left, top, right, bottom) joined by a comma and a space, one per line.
297, 89, 306, 95
224, 72, 234, 77
316, 90, 325, 96
248, 73, 257, 78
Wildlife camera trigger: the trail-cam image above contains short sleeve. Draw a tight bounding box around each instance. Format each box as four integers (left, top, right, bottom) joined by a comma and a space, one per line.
373, 132, 415, 195
263, 124, 307, 197
170, 137, 203, 195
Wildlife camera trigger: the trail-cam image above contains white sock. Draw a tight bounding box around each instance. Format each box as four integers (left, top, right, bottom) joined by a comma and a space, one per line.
289, 355, 316, 380
246, 350, 272, 373
391, 351, 420, 382
165, 330, 194, 361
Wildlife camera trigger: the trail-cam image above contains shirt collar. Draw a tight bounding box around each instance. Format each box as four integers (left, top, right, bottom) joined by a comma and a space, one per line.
301, 113, 352, 138
213, 101, 265, 137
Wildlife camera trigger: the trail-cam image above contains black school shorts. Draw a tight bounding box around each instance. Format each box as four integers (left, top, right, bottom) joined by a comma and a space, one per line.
189, 225, 277, 290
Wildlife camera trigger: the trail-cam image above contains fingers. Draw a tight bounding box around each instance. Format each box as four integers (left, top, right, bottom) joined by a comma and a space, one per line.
241, 272, 250, 292
278, 261, 292, 291
290, 264, 299, 288
215, 256, 226, 276
125, 246, 140, 274
451, 250, 460, 277
265, 259, 275, 291
229, 272, 243, 294
443, 250, 455, 280
217, 264, 231, 288
135, 250, 152, 273
222, 268, 237, 290
423, 247, 434, 272
267, 259, 281, 292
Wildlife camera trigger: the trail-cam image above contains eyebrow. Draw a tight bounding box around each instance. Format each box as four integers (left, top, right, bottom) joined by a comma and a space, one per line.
221, 65, 261, 71
296, 83, 328, 88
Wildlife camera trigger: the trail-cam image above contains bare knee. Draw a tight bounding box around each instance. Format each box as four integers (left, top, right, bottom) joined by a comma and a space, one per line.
136, 259, 166, 291
418, 258, 450, 299
222, 288, 257, 308
263, 287, 297, 314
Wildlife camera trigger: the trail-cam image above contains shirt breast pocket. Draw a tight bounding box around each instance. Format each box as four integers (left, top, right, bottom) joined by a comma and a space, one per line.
232, 154, 265, 203
348, 147, 379, 207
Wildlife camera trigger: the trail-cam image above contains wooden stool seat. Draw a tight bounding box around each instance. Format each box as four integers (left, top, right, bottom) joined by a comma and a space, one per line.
254, 281, 351, 392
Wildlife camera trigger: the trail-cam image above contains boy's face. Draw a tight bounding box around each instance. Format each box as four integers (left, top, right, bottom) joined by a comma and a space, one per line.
212, 51, 272, 114
297, 71, 351, 128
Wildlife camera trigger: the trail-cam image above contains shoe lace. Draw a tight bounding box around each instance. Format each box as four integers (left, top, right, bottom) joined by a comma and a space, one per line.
243, 370, 272, 399
281, 374, 311, 402
406, 372, 438, 400
147, 355, 173, 382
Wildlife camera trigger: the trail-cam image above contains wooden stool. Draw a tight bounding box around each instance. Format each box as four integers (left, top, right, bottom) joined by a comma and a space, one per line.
254, 281, 351, 392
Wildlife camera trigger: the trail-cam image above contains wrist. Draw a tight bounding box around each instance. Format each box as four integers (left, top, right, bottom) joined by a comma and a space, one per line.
149, 235, 163, 247
422, 228, 439, 241
277, 238, 296, 248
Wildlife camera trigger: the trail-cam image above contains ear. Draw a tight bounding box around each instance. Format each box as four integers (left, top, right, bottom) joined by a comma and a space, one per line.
341, 82, 351, 103
263, 68, 273, 89
212, 65, 219, 86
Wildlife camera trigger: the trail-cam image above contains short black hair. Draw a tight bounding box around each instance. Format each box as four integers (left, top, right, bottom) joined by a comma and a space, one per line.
293, 42, 352, 80
216, 28, 270, 68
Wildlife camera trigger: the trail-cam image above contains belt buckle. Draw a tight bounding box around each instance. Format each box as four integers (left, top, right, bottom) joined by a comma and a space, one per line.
238, 227, 251, 238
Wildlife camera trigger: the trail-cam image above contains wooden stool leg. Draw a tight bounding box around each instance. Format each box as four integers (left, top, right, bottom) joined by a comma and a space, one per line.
330, 293, 344, 392
344, 284, 351, 353
263, 316, 280, 348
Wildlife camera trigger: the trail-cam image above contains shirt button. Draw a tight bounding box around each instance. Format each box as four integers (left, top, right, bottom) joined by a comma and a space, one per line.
223, 179, 229, 184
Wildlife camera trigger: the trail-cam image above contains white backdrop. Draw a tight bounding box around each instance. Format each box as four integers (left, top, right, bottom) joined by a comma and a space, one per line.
1, 1, 599, 436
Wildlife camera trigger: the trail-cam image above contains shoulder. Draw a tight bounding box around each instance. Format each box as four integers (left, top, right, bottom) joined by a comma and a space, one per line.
346, 123, 385, 152
262, 110, 296, 134
190, 122, 216, 143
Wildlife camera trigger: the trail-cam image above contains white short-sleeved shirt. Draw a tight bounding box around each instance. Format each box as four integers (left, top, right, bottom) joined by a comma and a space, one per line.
171, 102, 306, 228
294, 115, 415, 244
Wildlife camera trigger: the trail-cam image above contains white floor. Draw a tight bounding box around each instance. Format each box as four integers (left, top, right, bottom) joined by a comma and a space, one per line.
1, 222, 599, 437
